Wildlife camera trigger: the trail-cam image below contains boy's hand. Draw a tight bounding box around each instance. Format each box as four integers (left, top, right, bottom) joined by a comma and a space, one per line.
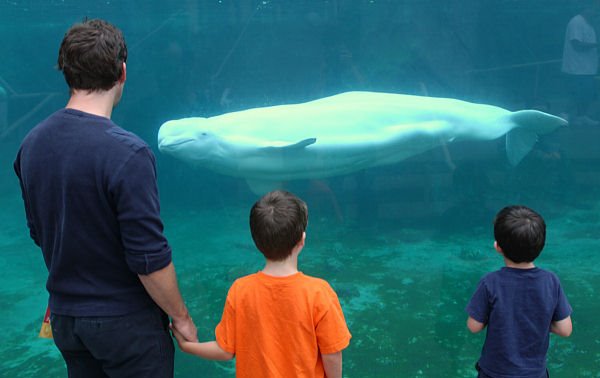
170, 324, 190, 351
467, 316, 486, 333
551, 316, 573, 337
169, 326, 234, 360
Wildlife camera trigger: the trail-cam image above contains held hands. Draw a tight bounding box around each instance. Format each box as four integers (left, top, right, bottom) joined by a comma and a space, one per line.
170, 326, 235, 360
171, 314, 198, 343
170, 325, 192, 352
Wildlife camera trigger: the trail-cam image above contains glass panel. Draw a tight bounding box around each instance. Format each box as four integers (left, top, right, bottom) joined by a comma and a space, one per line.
1, 1, 596, 376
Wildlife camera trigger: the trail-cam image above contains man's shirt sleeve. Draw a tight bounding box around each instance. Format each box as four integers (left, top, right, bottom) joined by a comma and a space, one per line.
111, 147, 172, 275
14, 149, 40, 246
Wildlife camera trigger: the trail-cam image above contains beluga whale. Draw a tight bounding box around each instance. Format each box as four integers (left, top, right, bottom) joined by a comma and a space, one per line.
158, 91, 566, 193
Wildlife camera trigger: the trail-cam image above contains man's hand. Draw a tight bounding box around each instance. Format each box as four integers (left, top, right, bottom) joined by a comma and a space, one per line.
137, 262, 198, 342
170, 325, 188, 351
170, 325, 234, 360
171, 314, 198, 342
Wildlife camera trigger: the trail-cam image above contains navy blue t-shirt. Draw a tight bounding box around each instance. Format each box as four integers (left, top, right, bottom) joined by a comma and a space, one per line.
466, 267, 572, 378
14, 108, 172, 316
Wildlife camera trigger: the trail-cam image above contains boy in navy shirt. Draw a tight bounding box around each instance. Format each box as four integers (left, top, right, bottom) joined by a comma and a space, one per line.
466, 205, 572, 378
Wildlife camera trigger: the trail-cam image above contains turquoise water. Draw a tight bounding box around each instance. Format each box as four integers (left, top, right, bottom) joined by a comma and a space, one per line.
2, 1, 599, 377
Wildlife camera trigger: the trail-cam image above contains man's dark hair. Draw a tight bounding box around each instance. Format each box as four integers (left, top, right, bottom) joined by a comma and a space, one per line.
494, 205, 546, 263
249, 190, 308, 261
57, 19, 127, 91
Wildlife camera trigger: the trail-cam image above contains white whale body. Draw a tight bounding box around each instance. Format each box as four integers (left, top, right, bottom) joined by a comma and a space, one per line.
158, 91, 566, 188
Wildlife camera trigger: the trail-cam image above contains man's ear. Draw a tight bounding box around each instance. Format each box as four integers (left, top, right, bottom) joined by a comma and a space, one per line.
119, 62, 127, 83
494, 241, 503, 253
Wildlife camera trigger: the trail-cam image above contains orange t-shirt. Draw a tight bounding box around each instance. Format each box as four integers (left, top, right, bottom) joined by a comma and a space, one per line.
215, 271, 351, 377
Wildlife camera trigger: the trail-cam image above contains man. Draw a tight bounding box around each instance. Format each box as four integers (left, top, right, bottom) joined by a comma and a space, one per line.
14, 19, 197, 377
562, 3, 600, 126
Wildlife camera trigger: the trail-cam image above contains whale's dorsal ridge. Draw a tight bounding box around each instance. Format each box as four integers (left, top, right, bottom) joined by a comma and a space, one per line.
509, 110, 568, 133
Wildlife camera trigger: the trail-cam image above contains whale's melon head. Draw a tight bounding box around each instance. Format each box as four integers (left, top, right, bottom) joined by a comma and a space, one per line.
157, 118, 222, 164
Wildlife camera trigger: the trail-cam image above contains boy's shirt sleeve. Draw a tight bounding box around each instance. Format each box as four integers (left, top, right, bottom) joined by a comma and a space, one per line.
215, 284, 237, 354
315, 283, 352, 354
552, 279, 572, 322
466, 278, 490, 324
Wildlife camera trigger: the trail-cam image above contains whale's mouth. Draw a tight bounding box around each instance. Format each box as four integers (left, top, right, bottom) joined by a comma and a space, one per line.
159, 138, 195, 150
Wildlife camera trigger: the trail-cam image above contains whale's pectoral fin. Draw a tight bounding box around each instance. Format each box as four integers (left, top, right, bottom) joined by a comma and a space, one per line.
260, 138, 317, 151
506, 128, 537, 166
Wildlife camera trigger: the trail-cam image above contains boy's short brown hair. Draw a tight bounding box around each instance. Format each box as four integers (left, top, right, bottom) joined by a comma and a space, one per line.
494, 205, 546, 263
249, 190, 308, 261
57, 19, 127, 91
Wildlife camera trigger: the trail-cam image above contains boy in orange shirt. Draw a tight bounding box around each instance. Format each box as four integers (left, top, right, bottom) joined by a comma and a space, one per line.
172, 190, 351, 377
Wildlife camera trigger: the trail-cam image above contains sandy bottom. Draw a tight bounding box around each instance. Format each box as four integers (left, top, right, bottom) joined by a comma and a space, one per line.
1, 187, 598, 377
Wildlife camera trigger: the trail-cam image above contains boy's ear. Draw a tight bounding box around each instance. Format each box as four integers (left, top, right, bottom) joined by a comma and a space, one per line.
494, 241, 503, 253
293, 232, 306, 255
295, 232, 306, 249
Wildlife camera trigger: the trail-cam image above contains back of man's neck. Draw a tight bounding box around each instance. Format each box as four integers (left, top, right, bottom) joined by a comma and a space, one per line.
66, 89, 115, 119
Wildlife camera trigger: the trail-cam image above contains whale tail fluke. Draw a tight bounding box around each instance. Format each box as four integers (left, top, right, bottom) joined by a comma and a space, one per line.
504, 110, 567, 166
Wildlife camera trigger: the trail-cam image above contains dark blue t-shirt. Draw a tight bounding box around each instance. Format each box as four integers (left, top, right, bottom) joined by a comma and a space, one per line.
466, 267, 572, 378
14, 108, 172, 316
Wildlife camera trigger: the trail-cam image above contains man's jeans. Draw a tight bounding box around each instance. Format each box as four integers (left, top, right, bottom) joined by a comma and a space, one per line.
50, 305, 174, 378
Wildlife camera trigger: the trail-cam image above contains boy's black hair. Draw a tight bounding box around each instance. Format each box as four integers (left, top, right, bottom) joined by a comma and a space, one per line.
494, 205, 546, 263
249, 190, 308, 261
57, 19, 127, 91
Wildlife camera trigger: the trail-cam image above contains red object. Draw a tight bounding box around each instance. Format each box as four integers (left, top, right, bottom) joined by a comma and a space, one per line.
39, 306, 52, 338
